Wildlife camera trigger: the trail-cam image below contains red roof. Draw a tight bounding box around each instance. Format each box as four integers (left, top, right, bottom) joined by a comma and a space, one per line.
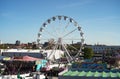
13, 55, 40, 61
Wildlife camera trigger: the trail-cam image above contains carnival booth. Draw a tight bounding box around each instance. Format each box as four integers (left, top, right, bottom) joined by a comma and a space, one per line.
2, 55, 43, 75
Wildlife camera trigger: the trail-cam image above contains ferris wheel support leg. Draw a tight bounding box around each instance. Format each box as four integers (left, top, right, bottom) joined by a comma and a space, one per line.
47, 44, 58, 61
65, 52, 71, 64
62, 44, 73, 63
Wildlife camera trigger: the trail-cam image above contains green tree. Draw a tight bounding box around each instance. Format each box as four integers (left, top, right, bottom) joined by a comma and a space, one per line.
83, 47, 94, 59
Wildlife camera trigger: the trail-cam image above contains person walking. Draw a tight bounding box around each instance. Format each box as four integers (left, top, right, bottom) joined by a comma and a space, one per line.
44, 73, 48, 79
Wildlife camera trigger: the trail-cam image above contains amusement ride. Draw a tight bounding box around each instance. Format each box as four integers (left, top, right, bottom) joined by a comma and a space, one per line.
37, 15, 84, 64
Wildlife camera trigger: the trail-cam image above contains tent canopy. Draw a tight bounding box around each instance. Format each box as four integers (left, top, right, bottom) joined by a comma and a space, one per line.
13, 55, 40, 61
0, 55, 11, 60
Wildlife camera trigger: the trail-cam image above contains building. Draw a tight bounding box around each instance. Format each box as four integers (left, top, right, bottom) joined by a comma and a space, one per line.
1, 49, 64, 60
86, 45, 120, 54
84, 45, 120, 60
15, 40, 20, 46
1, 49, 43, 58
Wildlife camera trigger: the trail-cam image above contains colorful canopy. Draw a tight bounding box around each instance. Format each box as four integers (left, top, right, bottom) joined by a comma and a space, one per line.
110, 72, 117, 77
63, 71, 73, 76
94, 71, 101, 77
63, 71, 120, 78
86, 71, 94, 77
78, 71, 86, 76
70, 71, 79, 76
102, 71, 109, 77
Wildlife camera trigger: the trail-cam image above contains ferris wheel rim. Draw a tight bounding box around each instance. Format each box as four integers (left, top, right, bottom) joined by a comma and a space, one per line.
38, 15, 84, 42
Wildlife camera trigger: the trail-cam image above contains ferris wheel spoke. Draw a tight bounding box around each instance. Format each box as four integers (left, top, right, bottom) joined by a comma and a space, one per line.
61, 22, 70, 36
74, 48, 82, 58
64, 41, 81, 60
58, 19, 63, 37
67, 44, 78, 50
40, 35, 50, 40
52, 25, 61, 37
42, 30, 58, 40
63, 41, 78, 51
40, 35, 53, 42
43, 43, 55, 50
62, 28, 78, 38
43, 29, 58, 38
63, 38, 81, 44
62, 44, 73, 61
52, 20, 61, 37
65, 22, 70, 29
47, 44, 58, 60
51, 45, 58, 61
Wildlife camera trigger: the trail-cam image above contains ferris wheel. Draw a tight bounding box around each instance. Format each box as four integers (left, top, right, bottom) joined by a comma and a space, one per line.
37, 15, 84, 63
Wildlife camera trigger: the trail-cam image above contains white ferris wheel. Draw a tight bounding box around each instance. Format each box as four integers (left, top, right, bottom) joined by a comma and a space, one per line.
37, 15, 84, 63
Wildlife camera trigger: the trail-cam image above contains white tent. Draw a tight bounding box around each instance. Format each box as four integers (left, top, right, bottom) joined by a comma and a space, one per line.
43, 50, 64, 60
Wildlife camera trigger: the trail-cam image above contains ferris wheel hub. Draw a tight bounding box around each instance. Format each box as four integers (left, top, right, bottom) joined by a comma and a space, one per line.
58, 37, 62, 44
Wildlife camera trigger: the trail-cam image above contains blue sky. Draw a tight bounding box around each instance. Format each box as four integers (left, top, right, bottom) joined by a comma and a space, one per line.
0, 0, 120, 45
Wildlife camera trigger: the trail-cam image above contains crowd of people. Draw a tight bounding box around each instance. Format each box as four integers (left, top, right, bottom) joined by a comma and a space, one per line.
2, 60, 35, 75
